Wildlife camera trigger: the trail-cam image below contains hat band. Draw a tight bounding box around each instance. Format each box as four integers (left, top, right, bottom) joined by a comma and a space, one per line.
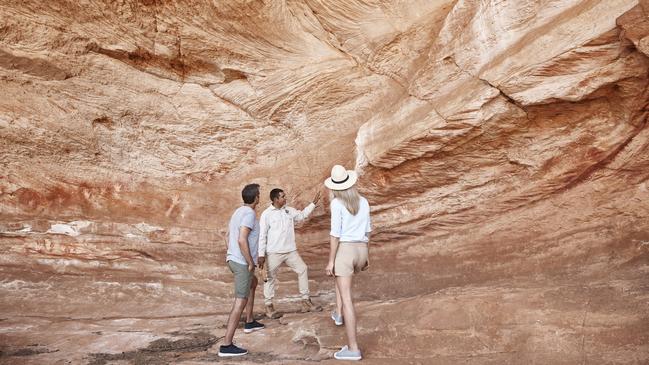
332, 175, 349, 184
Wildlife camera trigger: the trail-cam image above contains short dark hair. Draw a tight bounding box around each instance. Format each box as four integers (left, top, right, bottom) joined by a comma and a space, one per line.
242, 183, 260, 204
269, 188, 284, 202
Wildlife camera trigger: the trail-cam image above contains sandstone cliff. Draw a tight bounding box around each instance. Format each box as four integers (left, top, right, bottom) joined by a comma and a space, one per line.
1, 1, 648, 363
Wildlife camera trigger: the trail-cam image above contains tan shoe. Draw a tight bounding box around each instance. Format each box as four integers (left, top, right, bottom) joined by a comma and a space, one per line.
265, 304, 281, 319
301, 299, 323, 313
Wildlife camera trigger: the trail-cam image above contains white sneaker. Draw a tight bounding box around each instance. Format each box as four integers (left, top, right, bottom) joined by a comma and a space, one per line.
331, 311, 343, 326
334, 345, 362, 361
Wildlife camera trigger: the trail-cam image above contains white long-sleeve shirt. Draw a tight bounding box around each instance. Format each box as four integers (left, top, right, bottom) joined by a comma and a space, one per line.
258, 203, 315, 256
330, 197, 371, 242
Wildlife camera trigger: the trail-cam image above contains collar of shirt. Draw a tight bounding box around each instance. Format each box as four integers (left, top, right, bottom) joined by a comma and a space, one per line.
267, 204, 288, 211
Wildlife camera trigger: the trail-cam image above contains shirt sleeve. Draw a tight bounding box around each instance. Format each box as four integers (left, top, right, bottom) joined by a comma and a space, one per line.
289, 203, 315, 222
257, 211, 268, 257
330, 200, 342, 238
240, 211, 255, 229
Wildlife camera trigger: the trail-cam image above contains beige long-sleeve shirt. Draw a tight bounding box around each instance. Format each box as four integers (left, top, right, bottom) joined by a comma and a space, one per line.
258, 203, 315, 256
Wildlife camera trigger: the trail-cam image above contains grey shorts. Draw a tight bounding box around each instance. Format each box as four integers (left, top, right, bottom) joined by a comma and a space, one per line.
227, 261, 253, 298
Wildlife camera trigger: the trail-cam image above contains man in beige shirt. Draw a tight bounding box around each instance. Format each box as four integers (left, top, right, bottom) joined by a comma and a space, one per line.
258, 188, 322, 318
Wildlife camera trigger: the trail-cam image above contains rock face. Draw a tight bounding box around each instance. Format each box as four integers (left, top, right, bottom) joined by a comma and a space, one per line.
1, 1, 648, 364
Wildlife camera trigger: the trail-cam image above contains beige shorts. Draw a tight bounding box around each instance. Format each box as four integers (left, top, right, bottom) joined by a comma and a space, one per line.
334, 242, 368, 277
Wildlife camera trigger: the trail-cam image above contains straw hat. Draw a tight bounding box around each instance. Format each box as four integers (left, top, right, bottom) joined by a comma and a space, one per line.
324, 165, 358, 191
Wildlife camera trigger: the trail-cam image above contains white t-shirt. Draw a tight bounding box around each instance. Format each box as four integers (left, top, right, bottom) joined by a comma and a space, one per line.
330, 196, 371, 242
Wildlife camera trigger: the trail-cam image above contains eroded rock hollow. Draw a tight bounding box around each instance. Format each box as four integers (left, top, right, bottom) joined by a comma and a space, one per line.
1, 0, 648, 363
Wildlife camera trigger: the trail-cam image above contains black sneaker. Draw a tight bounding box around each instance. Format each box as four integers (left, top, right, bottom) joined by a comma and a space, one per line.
218, 343, 248, 357
243, 320, 265, 333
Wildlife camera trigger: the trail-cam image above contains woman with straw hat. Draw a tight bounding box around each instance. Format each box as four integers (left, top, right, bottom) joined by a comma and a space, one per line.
324, 165, 371, 361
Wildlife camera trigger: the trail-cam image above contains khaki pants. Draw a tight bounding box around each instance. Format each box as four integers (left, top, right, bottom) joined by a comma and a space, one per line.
264, 250, 309, 305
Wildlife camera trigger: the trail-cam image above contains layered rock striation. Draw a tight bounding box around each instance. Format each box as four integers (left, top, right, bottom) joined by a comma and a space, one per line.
1, 1, 648, 363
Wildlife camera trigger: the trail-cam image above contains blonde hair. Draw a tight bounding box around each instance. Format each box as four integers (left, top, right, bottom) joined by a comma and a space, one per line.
331, 186, 360, 215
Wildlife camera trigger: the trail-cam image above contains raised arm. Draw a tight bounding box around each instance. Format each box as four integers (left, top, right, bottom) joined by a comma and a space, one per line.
289, 190, 321, 222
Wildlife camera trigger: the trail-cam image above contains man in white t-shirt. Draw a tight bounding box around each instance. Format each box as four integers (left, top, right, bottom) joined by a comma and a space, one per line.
218, 183, 264, 358
257, 188, 323, 318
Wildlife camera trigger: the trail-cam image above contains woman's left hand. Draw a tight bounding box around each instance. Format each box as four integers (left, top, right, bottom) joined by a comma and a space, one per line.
361, 259, 370, 271
325, 261, 334, 277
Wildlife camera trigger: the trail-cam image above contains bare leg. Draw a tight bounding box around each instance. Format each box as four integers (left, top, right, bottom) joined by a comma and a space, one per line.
334, 278, 343, 317
224, 297, 248, 345
245, 276, 258, 323
336, 275, 359, 351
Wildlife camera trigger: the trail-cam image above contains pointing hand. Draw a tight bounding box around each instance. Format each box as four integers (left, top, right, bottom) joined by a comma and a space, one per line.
313, 190, 322, 205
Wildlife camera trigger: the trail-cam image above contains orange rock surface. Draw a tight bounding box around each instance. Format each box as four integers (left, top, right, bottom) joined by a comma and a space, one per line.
1, 1, 648, 364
